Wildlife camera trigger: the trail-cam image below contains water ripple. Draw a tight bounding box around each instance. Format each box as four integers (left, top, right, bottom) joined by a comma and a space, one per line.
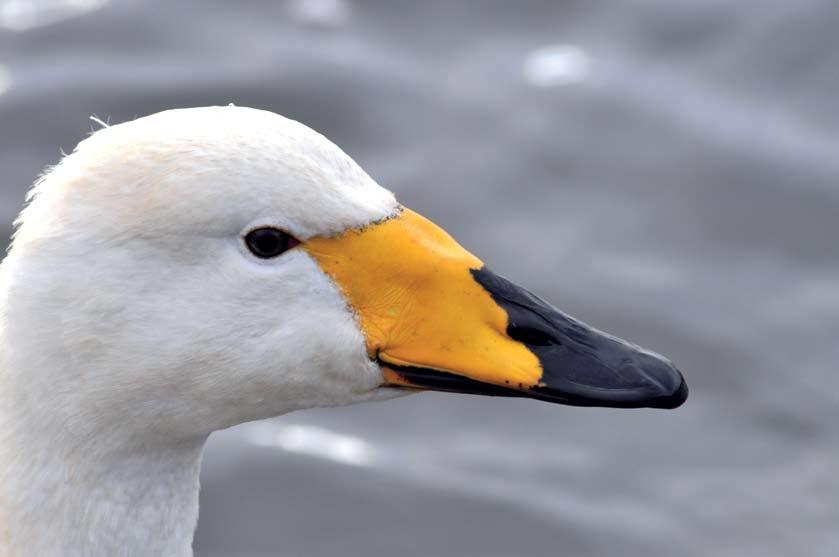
0, 0, 109, 32
245, 422, 376, 468
289, 0, 349, 29
240, 421, 677, 537
523, 44, 591, 87
0, 66, 10, 96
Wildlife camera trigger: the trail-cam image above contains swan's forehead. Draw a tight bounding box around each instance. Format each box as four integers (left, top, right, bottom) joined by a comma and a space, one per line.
61, 106, 397, 239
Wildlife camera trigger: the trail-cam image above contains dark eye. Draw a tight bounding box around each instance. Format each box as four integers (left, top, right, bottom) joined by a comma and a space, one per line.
244, 227, 300, 259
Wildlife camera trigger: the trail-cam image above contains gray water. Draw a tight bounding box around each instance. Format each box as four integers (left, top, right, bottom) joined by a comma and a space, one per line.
2, 1, 838, 556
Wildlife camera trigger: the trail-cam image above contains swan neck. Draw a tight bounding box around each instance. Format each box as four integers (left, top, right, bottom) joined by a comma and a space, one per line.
0, 405, 207, 557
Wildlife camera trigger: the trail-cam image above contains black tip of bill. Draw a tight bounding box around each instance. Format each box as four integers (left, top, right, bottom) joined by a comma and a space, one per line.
472, 267, 688, 410
529, 347, 689, 409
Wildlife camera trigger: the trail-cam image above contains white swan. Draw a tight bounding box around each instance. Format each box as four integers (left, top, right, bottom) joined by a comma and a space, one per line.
0, 106, 686, 557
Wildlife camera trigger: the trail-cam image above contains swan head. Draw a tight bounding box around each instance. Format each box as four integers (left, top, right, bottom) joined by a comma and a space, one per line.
3, 106, 686, 439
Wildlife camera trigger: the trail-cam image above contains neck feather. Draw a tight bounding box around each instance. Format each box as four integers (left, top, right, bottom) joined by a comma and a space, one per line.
0, 397, 207, 557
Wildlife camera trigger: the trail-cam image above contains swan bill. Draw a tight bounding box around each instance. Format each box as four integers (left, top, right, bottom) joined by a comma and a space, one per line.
304, 207, 687, 410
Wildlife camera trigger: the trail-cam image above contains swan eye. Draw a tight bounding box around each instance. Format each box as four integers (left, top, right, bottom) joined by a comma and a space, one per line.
244, 227, 300, 259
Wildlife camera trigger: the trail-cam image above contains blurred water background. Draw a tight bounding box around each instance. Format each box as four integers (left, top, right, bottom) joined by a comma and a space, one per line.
2, 1, 838, 556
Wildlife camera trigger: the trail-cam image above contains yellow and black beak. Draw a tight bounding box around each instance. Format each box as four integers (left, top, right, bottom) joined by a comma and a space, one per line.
305, 207, 687, 409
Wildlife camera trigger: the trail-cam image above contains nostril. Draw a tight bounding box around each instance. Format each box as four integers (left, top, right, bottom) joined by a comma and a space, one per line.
508, 324, 558, 347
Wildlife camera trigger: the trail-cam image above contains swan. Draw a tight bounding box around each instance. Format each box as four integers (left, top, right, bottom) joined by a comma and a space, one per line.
0, 106, 687, 556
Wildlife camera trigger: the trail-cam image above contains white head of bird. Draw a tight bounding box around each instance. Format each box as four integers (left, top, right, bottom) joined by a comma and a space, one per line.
0, 106, 686, 557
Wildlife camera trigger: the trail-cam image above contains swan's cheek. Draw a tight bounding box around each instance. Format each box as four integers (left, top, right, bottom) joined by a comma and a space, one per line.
283, 253, 387, 401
